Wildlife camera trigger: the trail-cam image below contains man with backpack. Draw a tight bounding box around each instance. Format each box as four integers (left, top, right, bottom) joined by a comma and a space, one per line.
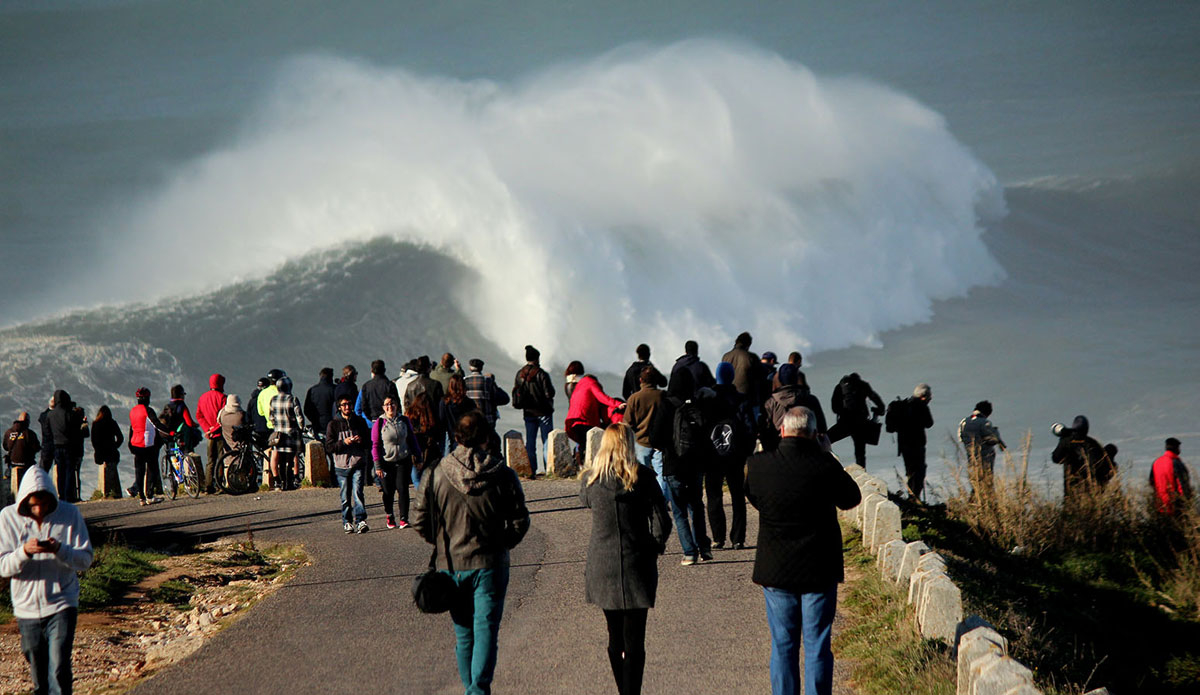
657, 368, 713, 565
705, 362, 755, 550
885, 384, 934, 501
762, 364, 827, 452
512, 345, 555, 476
828, 373, 885, 467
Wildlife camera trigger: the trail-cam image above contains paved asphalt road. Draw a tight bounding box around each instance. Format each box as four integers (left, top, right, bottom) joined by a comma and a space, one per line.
82, 478, 855, 694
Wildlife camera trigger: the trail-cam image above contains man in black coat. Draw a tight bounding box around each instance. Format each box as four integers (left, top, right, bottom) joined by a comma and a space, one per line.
893, 383, 934, 501
303, 367, 337, 442
745, 405, 861, 695
622, 343, 666, 400
361, 359, 401, 422
670, 340, 715, 396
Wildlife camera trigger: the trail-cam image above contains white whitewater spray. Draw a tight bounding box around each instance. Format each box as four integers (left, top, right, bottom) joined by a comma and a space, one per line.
97, 40, 1005, 370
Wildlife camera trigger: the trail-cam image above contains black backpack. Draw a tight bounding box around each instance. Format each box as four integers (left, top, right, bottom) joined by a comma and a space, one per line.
673, 400, 707, 458
839, 376, 862, 413
512, 367, 548, 411
885, 397, 908, 433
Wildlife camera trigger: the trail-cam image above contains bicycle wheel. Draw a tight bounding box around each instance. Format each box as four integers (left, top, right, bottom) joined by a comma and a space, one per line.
161, 452, 179, 500
182, 454, 202, 498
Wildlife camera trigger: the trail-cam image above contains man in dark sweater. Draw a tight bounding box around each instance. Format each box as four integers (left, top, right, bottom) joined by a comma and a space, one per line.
303, 367, 337, 442
745, 406, 860, 695
621, 343, 666, 400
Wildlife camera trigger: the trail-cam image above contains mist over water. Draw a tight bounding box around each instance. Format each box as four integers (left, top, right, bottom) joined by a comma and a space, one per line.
94, 41, 1005, 371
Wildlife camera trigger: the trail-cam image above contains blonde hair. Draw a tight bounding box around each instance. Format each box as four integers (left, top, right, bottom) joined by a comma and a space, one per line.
586, 424, 639, 491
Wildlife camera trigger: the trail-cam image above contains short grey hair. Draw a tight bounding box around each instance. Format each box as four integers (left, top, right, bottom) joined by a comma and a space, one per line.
913, 383, 932, 399
781, 406, 817, 438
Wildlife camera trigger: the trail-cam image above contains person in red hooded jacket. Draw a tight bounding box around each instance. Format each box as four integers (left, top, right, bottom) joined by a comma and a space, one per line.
1150, 438, 1193, 516
564, 364, 625, 464
195, 374, 228, 494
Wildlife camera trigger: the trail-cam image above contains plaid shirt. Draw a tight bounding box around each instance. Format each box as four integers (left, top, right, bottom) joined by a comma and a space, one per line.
269, 393, 304, 435
464, 371, 497, 426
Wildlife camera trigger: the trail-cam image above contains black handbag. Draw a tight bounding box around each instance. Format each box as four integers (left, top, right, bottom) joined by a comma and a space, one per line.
412, 470, 456, 614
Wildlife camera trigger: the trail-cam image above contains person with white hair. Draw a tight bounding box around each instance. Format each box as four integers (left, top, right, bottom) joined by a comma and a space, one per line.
745, 406, 860, 695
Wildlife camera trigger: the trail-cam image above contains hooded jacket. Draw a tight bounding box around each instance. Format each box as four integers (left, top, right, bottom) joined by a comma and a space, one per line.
564, 375, 623, 433
1150, 450, 1193, 515
670, 354, 715, 396
411, 446, 530, 570
303, 375, 336, 437
46, 390, 82, 449
195, 374, 227, 440
0, 467, 93, 619
3, 420, 41, 466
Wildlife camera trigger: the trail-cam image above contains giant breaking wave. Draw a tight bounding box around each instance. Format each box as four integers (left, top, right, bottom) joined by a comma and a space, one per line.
89, 40, 1006, 371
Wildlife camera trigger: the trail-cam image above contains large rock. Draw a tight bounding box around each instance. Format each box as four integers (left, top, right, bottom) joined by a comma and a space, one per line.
897, 540, 931, 585
917, 574, 962, 643
547, 429, 577, 478
585, 427, 605, 469
860, 494, 887, 548
869, 500, 903, 551
957, 626, 1008, 695
503, 431, 533, 478
304, 440, 330, 486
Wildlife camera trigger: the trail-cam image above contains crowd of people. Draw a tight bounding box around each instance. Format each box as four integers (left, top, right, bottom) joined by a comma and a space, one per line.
2, 331, 1195, 695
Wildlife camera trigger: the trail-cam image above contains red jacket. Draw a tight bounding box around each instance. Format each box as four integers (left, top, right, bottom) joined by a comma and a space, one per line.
196, 374, 228, 439
129, 404, 159, 449
1151, 450, 1190, 514
564, 375, 623, 432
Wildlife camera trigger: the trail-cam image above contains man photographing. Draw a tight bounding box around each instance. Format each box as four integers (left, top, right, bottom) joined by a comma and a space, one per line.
0, 466, 94, 695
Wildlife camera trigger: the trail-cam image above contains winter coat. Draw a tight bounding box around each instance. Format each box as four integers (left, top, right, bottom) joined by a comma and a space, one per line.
217, 407, 246, 451
745, 437, 860, 593
303, 376, 336, 438
464, 371, 507, 427
670, 354, 715, 396
1052, 433, 1116, 494
564, 376, 623, 434
195, 374, 227, 440
721, 345, 761, 400
332, 380, 358, 411
247, 388, 269, 434
360, 375, 401, 422
764, 385, 828, 435
440, 397, 476, 444
580, 465, 671, 610
430, 364, 463, 394
128, 404, 164, 450
371, 415, 421, 466
622, 360, 666, 400
256, 385, 278, 428
894, 398, 933, 454
513, 363, 556, 418
89, 417, 124, 464
403, 375, 443, 414
3, 421, 40, 466
38, 409, 54, 466
1150, 450, 1193, 515
0, 467, 93, 619
325, 413, 371, 470
624, 385, 665, 448
411, 446, 530, 571
830, 376, 884, 424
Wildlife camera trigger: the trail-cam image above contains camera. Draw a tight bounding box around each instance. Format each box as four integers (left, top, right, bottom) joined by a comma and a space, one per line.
1051, 422, 1072, 438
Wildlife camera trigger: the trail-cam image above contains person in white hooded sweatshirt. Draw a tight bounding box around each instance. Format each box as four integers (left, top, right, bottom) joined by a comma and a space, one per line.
0, 466, 93, 695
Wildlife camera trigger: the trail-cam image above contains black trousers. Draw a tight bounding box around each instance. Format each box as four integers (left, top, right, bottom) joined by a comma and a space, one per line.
377, 459, 412, 520
902, 446, 926, 500
704, 456, 746, 545
603, 608, 648, 695
132, 447, 157, 500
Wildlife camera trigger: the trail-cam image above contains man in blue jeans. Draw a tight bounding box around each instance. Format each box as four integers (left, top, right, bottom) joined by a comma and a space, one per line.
326, 396, 371, 534
0, 466, 94, 695
745, 406, 861, 695
513, 346, 555, 476
624, 365, 673, 506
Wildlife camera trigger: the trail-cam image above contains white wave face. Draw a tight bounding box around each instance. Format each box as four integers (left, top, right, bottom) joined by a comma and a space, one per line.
94, 40, 1005, 371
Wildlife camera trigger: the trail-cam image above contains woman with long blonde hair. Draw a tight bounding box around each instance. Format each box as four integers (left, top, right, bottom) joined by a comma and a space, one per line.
580, 424, 671, 695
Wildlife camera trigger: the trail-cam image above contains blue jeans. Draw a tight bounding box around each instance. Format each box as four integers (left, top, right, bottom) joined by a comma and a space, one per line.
447, 566, 510, 695
664, 471, 709, 557
411, 464, 422, 490
762, 586, 836, 695
524, 415, 553, 474
335, 466, 366, 524
18, 607, 77, 695
635, 444, 673, 508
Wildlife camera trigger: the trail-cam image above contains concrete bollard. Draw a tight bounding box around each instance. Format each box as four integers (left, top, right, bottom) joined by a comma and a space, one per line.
860, 494, 887, 548
918, 575, 963, 643
585, 427, 605, 469
877, 540, 907, 580
304, 440, 330, 486
869, 500, 903, 551
503, 431, 533, 478
969, 653, 1035, 695
547, 429, 576, 478
897, 541, 931, 586
957, 626, 1008, 695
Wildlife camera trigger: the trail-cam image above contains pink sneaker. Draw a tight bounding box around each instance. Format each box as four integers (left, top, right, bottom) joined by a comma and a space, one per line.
386, 515, 397, 530
396, 519, 410, 530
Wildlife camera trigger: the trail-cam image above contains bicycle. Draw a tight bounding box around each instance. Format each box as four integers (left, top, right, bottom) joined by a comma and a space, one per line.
160, 435, 202, 500
217, 425, 267, 494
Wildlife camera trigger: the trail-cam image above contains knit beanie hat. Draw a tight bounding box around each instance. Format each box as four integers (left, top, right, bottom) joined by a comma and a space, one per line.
776, 363, 798, 386
525, 345, 540, 362
715, 361, 735, 386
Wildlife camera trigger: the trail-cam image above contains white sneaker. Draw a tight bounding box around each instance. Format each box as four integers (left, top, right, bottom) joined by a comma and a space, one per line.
343, 522, 353, 534
355, 521, 369, 534
680, 555, 698, 566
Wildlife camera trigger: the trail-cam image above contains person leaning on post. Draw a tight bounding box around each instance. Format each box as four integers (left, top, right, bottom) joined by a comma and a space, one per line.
745, 406, 861, 695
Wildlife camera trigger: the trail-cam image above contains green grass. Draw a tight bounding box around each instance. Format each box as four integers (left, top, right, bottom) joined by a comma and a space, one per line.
77, 544, 167, 611
834, 524, 956, 695
147, 579, 195, 608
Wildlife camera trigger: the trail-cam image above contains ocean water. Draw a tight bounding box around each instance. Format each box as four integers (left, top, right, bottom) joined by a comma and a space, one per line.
1, 1, 1197, 497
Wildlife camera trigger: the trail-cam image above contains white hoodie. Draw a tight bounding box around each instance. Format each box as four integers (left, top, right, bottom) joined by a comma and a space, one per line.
0, 467, 93, 619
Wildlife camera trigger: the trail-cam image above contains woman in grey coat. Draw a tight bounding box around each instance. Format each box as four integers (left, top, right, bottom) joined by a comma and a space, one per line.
580, 423, 671, 695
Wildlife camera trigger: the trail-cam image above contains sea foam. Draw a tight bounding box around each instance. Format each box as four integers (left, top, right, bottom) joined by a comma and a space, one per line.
92, 40, 1005, 370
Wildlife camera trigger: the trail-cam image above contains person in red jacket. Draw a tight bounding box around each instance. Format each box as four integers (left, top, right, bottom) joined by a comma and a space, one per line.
195, 374, 228, 494
128, 387, 168, 505
1150, 438, 1193, 516
564, 365, 625, 464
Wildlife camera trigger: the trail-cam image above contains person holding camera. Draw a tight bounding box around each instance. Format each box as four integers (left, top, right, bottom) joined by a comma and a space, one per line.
0, 466, 94, 695
1051, 415, 1117, 498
